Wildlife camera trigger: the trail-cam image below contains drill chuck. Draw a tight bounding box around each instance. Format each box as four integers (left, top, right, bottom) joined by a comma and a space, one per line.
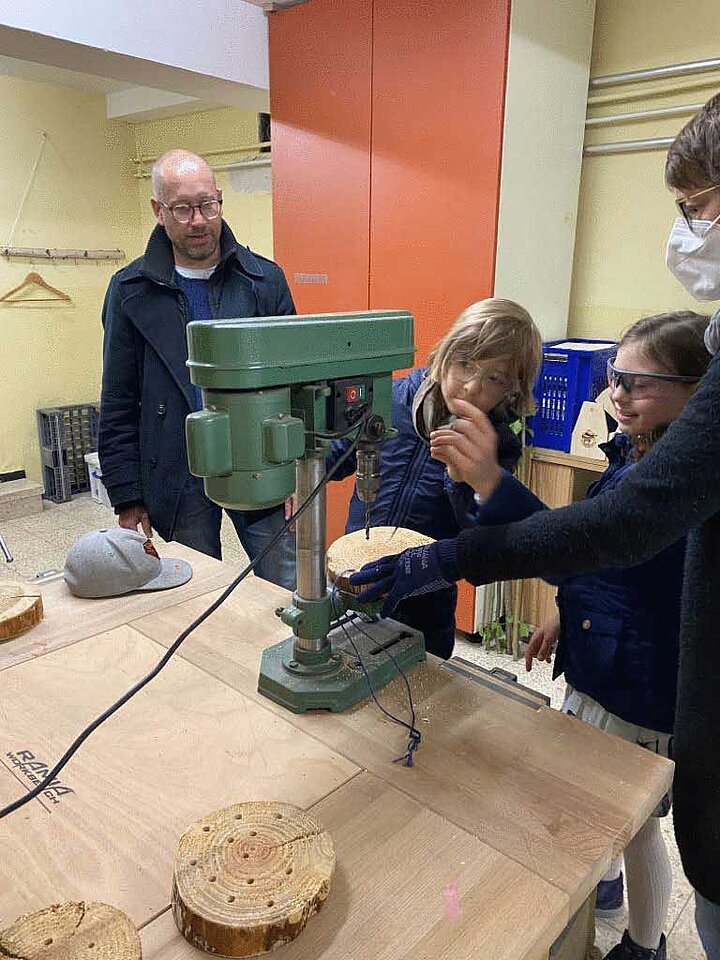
356, 414, 386, 505
356, 448, 381, 504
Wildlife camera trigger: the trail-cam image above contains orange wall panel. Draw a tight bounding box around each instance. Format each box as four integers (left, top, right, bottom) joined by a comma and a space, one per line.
369, 0, 510, 362
368, 0, 510, 628
269, 0, 373, 315
270, 0, 373, 544
270, 0, 511, 631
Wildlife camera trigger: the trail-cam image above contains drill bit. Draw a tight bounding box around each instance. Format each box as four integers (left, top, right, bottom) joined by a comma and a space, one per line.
365, 503, 371, 540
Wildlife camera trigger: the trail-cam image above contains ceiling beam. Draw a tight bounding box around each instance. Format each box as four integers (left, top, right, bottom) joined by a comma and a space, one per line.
243, 0, 312, 10
0, 25, 269, 108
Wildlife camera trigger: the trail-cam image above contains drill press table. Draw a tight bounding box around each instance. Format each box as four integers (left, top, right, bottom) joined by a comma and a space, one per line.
0, 545, 672, 960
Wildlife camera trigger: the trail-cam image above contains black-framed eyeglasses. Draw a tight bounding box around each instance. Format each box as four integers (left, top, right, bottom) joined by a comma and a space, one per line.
158, 198, 222, 224
607, 359, 700, 397
675, 183, 720, 236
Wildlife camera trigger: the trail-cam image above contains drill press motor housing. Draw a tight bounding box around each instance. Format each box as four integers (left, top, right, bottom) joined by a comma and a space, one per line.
185, 310, 426, 713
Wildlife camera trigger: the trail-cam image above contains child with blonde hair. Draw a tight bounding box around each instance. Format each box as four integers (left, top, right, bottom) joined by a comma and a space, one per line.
328, 297, 542, 659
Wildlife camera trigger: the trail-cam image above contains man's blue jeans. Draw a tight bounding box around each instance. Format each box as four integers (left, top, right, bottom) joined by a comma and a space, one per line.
696, 891, 720, 960
171, 479, 296, 590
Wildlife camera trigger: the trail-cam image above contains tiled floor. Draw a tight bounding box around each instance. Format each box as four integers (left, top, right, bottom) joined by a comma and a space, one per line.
0, 494, 708, 958
0, 493, 249, 581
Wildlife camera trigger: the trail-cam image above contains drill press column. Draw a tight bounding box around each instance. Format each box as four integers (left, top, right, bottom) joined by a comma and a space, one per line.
294, 454, 328, 653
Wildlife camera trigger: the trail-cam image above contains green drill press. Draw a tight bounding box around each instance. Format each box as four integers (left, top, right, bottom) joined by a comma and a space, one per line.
185, 310, 426, 714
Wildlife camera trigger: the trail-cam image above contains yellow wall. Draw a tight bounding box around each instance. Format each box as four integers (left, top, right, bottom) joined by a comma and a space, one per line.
568, 1, 720, 339
0, 76, 141, 478
1, 89, 273, 481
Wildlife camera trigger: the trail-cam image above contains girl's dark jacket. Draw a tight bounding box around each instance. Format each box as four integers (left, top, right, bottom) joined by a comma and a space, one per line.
468, 432, 685, 734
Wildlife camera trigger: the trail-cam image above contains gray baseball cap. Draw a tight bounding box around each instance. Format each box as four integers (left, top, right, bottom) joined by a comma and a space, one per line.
64, 528, 193, 599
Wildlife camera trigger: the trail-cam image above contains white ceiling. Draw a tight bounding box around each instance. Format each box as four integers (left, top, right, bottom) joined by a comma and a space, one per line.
0, 1, 274, 119
0, 1, 269, 94
0, 53, 133, 93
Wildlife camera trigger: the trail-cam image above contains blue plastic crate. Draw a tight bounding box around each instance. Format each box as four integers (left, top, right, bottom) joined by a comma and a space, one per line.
529, 339, 617, 452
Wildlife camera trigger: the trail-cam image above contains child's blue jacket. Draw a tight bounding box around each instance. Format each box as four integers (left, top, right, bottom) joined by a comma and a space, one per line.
469, 432, 685, 732
327, 367, 521, 657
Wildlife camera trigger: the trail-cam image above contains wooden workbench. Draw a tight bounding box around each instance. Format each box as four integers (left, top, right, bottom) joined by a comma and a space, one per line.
0, 545, 672, 960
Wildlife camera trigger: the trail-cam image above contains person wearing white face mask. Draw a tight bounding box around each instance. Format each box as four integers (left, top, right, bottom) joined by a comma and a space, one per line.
350, 92, 720, 959
666, 189, 720, 300
666, 176, 720, 362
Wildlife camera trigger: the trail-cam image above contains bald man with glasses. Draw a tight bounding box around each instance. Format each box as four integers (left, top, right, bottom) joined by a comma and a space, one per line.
98, 149, 297, 589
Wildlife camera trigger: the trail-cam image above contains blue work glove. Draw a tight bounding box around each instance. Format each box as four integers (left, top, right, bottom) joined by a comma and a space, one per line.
348, 540, 461, 616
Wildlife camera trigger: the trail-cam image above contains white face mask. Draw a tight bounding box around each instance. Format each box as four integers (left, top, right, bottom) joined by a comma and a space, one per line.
666, 216, 720, 300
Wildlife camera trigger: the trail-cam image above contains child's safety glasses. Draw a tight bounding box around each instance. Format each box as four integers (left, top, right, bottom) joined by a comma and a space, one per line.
449, 358, 513, 393
606, 359, 700, 398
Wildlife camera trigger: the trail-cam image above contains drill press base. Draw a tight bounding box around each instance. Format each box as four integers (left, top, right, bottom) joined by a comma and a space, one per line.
257, 617, 426, 714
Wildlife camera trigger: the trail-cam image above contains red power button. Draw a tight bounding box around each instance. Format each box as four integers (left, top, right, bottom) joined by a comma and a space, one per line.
345, 385, 359, 403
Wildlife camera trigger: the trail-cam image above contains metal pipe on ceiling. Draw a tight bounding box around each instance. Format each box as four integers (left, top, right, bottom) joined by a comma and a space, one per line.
590, 58, 720, 90
586, 102, 704, 128
583, 136, 675, 157
134, 157, 272, 179
588, 76, 719, 109
132, 142, 271, 165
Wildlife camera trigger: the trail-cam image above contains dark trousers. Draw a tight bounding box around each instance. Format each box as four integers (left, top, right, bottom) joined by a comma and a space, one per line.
171, 478, 296, 590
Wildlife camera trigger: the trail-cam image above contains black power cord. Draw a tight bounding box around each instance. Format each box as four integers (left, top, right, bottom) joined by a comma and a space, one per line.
330, 579, 422, 766
0, 432, 363, 821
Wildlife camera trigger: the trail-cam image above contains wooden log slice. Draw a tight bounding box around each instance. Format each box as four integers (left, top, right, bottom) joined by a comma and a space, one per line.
0, 901, 141, 960
326, 526, 434, 595
0, 581, 43, 642
172, 800, 335, 958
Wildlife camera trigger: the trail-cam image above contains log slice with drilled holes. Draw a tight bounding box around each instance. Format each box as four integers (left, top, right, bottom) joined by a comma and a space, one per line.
326, 526, 434, 595
172, 800, 335, 957
0, 901, 141, 960
0, 581, 43, 642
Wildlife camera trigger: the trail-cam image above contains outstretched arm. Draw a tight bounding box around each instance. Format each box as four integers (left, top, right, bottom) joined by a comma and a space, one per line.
351, 354, 720, 612
455, 352, 720, 586
436, 397, 547, 528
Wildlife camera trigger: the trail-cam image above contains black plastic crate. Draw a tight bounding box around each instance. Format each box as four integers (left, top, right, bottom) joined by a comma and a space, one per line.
41, 463, 72, 504
37, 403, 100, 502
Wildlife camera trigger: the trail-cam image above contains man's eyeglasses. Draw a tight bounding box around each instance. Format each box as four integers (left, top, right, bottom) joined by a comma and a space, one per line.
606, 359, 700, 398
450, 358, 513, 392
675, 183, 720, 236
158, 199, 222, 224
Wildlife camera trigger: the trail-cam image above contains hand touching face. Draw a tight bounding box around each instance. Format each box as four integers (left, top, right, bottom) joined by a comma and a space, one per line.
430, 398, 503, 499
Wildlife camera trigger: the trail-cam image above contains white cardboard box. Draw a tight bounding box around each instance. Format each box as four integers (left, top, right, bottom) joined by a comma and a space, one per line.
84, 452, 112, 509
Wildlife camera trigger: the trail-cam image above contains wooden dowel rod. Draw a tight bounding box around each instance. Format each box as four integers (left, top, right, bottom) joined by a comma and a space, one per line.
1, 247, 125, 260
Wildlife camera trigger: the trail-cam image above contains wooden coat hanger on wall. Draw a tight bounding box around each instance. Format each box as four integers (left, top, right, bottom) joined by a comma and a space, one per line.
0, 271, 71, 303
